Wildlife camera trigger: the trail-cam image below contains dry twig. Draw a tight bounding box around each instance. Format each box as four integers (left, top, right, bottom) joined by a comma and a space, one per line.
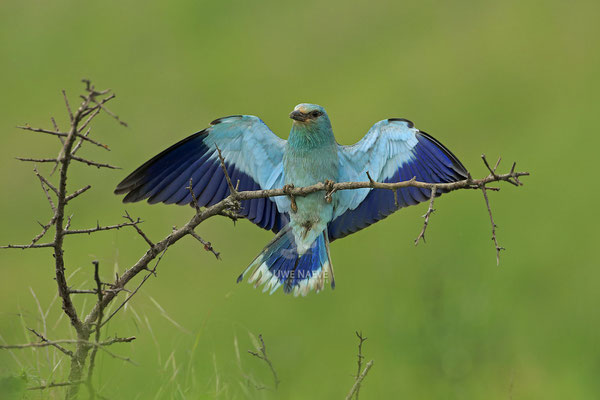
353, 331, 367, 400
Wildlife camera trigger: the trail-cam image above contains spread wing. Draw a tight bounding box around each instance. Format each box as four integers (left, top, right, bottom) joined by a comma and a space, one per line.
329, 118, 468, 241
115, 115, 291, 232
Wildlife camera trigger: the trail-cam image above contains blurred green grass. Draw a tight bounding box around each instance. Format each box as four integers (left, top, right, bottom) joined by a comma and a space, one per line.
0, 0, 598, 398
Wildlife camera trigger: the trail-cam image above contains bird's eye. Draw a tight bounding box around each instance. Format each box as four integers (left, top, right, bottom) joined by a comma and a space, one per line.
311, 111, 321, 118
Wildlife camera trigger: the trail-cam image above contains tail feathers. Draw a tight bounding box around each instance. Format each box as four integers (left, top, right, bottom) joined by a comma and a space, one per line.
237, 226, 335, 296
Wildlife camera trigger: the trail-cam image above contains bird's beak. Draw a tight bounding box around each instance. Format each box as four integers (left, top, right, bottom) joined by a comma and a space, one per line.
289, 110, 307, 122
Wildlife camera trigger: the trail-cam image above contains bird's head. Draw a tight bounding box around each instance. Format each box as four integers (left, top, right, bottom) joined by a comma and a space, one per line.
289, 103, 329, 125
288, 103, 334, 145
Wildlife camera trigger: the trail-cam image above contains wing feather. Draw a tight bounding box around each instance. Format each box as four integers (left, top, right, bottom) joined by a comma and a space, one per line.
115, 115, 290, 233
330, 119, 468, 241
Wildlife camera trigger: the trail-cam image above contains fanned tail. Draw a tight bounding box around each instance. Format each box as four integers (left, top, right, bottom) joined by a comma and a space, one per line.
237, 226, 335, 296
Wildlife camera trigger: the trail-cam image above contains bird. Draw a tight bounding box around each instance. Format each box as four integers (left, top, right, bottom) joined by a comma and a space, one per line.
114, 103, 468, 296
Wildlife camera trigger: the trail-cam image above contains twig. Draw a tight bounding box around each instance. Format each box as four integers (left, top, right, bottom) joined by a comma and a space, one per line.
28, 380, 84, 391
71, 155, 119, 169
91, 97, 128, 127
63, 90, 74, 122
27, 328, 73, 357
33, 169, 58, 213
29, 216, 56, 246
481, 185, 504, 265
16, 157, 57, 163
0, 243, 54, 249
248, 334, 279, 390
87, 261, 104, 396
65, 185, 92, 202
0, 336, 136, 349
123, 211, 154, 247
96, 237, 172, 330
64, 220, 140, 235
70, 127, 90, 156
215, 145, 237, 198
34, 166, 58, 194
345, 360, 374, 400
189, 229, 221, 259
353, 332, 368, 400
17, 125, 109, 150
186, 178, 201, 213
414, 186, 437, 245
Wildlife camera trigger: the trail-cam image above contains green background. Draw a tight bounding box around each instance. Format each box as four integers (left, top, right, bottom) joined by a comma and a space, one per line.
0, 0, 597, 398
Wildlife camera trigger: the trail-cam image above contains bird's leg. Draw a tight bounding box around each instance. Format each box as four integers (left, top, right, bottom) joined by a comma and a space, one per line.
283, 184, 297, 213
324, 179, 336, 203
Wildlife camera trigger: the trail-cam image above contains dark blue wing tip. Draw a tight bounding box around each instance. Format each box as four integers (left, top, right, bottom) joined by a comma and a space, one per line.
114, 130, 209, 196
417, 130, 469, 178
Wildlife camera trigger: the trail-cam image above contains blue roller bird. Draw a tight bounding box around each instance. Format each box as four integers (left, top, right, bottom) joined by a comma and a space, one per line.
115, 104, 468, 296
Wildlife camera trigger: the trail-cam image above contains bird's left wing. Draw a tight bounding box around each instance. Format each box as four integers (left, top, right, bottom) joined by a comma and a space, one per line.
329, 118, 468, 241
115, 115, 290, 232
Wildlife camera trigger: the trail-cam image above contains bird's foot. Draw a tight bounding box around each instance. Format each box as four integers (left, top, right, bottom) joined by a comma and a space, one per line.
283, 184, 298, 213
323, 179, 336, 203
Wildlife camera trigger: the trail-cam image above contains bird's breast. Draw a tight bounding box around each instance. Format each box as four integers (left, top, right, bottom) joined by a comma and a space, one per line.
283, 144, 338, 248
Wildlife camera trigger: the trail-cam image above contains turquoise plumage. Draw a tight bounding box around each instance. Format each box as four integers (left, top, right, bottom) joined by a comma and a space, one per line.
115, 103, 468, 296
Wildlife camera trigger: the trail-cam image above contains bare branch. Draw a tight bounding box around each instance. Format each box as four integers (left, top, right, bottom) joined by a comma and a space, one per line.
77, 94, 116, 134
16, 157, 57, 163
0, 336, 135, 349
34, 166, 58, 197
87, 261, 104, 391
481, 186, 504, 265
215, 145, 237, 198
0, 243, 54, 249
65, 185, 92, 202
188, 229, 221, 260
63, 90, 74, 122
17, 125, 110, 150
27, 328, 73, 357
414, 187, 437, 246
17, 125, 68, 137
64, 220, 140, 235
70, 127, 90, 156
123, 211, 154, 247
71, 155, 119, 169
96, 238, 172, 330
91, 97, 128, 127
354, 331, 367, 400
29, 216, 56, 246
345, 360, 374, 400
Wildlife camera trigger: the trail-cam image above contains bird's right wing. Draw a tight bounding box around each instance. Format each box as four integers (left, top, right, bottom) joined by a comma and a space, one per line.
115, 115, 291, 232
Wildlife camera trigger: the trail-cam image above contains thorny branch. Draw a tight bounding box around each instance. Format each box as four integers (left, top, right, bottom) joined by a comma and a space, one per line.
346, 331, 373, 400
0, 80, 132, 399
353, 331, 367, 400
0, 336, 136, 349
0, 80, 528, 398
86, 261, 104, 399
